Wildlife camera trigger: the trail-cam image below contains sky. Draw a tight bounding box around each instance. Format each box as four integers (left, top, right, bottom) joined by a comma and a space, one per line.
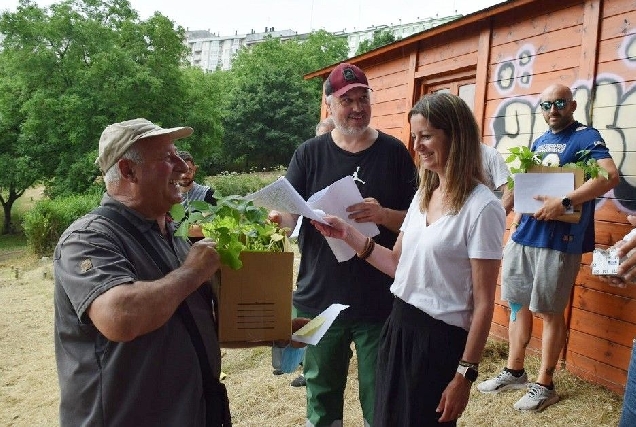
0, 0, 506, 36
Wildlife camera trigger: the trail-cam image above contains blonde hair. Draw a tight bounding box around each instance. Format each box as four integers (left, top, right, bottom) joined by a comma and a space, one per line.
408, 93, 483, 214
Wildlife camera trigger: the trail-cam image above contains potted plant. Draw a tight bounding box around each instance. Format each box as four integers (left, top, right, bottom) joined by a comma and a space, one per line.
505, 147, 609, 223
170, 195, 294, 343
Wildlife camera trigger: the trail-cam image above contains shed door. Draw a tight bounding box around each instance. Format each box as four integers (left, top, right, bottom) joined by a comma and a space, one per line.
410, 72, 477, 154
422, 77, 476, 112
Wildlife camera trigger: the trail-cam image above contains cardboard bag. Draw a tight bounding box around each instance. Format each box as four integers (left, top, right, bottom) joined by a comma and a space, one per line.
217, 251, 293, 344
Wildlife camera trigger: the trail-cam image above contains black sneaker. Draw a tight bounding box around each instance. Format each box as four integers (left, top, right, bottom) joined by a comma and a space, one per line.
272, 369, 284, 376
290, 374, 306, 387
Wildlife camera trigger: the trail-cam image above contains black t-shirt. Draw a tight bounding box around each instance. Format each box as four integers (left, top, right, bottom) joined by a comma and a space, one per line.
286, 131, 417, 321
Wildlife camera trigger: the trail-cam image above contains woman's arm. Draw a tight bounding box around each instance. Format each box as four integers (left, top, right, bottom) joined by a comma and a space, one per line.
437, 257, 500, 422
312, 215, 403, 278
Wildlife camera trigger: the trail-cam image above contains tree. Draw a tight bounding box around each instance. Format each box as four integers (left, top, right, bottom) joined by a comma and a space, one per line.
355, 29, 398, 56
221, 30, 348, 171
0, 0, 191, 232
178, 66, 229, 175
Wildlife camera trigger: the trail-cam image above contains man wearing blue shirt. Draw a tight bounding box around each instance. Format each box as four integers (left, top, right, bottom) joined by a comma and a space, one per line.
478, 84, 619, 412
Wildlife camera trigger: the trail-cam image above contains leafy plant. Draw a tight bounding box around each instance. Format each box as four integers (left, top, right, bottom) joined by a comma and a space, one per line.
562, 150, 609, 180
505, 148, 607, 189
505, 146, 544, 189
169, 195, 289, 270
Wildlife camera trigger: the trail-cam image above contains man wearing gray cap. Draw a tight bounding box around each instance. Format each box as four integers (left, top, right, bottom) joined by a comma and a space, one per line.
53, 118, 230, 426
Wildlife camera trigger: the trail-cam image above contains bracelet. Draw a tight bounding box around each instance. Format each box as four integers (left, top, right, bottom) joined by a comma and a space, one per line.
459, 360, 479, 369
357, 237, 376, 260
511, 222, 520, 228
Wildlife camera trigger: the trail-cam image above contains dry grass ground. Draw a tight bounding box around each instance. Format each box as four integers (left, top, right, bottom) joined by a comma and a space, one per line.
0, 247, 625, 426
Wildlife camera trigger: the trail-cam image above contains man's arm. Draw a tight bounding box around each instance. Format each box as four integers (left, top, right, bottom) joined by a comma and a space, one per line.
88, 239, 221, 342
498, 184, 514, 216
532, 157, 619, 221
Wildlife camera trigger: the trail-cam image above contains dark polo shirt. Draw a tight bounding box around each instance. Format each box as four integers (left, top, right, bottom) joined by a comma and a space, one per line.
54, 194, 220, 427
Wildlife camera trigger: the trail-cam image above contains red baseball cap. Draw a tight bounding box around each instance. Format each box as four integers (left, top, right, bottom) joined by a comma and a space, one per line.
324, 63, 372, 97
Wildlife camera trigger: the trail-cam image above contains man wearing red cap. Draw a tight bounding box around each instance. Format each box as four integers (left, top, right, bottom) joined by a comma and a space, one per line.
270, 64, 417, 426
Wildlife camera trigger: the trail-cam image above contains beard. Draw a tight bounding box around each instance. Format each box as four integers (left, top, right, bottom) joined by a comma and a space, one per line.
333, 116, 369, 136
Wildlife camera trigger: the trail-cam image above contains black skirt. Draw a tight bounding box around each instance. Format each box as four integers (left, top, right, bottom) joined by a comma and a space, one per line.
373, 298, 468, 426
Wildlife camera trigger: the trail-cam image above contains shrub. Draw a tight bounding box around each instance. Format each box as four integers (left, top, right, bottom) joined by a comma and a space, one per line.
207, 170, 283, 197
23, 193, 101, 257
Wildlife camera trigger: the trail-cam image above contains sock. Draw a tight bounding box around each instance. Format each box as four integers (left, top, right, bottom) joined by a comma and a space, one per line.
538, 382, 554, 390
504, 367, 525, 377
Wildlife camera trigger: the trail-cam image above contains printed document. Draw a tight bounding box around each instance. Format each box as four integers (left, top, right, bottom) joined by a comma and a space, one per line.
246, 175, 380, 261
513, 172, 575, 214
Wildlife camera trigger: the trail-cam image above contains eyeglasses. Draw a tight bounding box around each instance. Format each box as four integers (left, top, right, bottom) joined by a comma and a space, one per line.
539, 99, 569, 111
338, 95, 370, 108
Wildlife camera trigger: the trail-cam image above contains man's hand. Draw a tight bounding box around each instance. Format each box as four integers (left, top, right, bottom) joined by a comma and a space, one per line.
271, 317, 311, 348
600, 215, 636, 287
346, 197, 386, 225
182, 238, 221, 283
268, 210, 298, 233
532, 195, 566, 221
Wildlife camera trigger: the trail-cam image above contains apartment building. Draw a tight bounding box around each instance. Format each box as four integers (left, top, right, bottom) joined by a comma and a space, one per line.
185, 14, 460, 73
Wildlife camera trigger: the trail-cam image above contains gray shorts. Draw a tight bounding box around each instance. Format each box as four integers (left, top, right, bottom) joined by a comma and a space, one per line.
501, 240, 582, 313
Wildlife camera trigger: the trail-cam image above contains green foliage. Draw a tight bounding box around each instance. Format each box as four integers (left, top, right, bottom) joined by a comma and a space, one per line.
563, 150, 609, 180
22, 192, 101, 256
0, 233, 28, 250
222, 31, 348, 170
505, 147, 608, 189
356, 29, 398, 56
169, 195, 288, 270
177, 67, 228, 175
206, 171, 282, 197
505, 146, 544, 188
0, 0, 191, 201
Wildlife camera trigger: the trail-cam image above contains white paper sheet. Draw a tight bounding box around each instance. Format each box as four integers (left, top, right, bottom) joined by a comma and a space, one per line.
246, 176, 380, 262
513, 172, 575, 214
292, 303, 349, 346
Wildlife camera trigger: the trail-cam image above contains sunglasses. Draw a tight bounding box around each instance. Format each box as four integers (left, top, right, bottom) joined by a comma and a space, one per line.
539, 99, 569, 111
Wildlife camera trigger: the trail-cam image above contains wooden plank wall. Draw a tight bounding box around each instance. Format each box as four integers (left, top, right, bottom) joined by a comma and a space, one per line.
352, 0, 636, 394
482, 0, 636, 394
562, 0, 636, 394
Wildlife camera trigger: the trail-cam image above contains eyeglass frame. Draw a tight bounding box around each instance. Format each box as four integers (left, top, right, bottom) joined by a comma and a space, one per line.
337, 94, 371, 108
539, 98, 570, 111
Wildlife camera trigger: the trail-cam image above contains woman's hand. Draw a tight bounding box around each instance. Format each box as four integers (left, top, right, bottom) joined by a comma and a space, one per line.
311, 215, 350, 240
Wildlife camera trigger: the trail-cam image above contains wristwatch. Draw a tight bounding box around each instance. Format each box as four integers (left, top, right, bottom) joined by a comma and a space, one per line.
561, 196, 572, 209
456, 364, 478, 382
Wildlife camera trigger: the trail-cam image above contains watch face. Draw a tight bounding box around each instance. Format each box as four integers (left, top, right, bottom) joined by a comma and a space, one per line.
457, 365, 478, 382
465, 367, 478, 382
562, 197, 572, 208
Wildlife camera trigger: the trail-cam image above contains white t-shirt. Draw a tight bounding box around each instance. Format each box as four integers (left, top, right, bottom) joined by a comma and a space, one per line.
481, 143, 511, 191
390, 184, 506, 330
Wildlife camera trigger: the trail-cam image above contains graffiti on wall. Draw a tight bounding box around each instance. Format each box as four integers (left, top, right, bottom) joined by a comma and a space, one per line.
491, 40, 636, 213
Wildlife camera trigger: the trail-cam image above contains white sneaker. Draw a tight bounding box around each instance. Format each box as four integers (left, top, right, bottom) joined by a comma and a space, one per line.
513, 382, 560, 411
477, 369, 528, 393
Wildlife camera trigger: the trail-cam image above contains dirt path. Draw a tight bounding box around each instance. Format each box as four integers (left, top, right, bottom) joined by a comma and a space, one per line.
0, 256, 58, 426
0, 250, 624, 426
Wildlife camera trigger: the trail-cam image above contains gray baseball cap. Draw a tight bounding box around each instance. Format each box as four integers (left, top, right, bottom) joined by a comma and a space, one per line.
96, 118, 193, 173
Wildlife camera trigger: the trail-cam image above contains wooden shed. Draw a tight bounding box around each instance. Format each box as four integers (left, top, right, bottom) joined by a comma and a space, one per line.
307, 0, 636, 394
